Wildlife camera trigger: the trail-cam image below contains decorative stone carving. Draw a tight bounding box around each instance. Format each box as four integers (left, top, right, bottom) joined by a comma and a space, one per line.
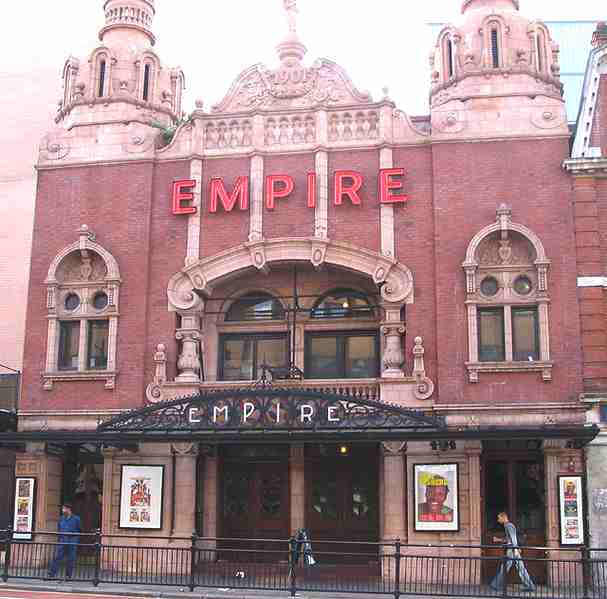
204, 119, 253, 150
327, 111, 379, 142
145, 343, 167, 404
171, 442, 199, 456
381, 324, 405, 378
211, 58, 372, 113
264, 115, 315, 146
176, 329, 202, 383
412, 336, 435, 400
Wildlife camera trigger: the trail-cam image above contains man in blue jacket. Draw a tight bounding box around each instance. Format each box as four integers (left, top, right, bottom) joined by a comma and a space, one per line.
47, 502, 81, 580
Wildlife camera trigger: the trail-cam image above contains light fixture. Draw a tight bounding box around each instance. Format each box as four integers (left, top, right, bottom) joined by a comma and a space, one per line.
339, 445, 349, 456
342, 300, 350, 309
567, 456, 576, 472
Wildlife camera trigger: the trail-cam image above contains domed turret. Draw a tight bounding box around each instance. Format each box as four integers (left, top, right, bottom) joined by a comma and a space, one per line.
55, 0, 184, 130
430, 0, 567, 139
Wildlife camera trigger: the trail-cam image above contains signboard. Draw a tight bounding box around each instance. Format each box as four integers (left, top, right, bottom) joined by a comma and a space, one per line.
558, 476, 585, 545
98, 389, 446, 434
13, 477, 36, 540
119, 465, 164, 530
414, 464, 459, 532
172, 168, 409, 215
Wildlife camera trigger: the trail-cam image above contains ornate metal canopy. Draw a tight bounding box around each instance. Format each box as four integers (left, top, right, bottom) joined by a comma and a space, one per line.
97, 388, 446, 434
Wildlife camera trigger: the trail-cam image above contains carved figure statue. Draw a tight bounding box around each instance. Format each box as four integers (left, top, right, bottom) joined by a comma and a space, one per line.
284, 0, 298, 34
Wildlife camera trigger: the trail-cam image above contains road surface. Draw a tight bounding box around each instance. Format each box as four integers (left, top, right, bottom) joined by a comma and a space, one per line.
0, 591, 135, 599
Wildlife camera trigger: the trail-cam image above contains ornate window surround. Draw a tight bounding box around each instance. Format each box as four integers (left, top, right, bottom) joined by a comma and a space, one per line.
481, 15, 509, 70
43, 225, 121, 390
462, 205, 552, 383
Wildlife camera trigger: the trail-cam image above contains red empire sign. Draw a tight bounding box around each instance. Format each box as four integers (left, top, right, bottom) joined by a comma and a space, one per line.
171, 168, 408, 215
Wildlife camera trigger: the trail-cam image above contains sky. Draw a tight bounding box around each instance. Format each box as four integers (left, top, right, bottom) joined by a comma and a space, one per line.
0, 0, 602, 117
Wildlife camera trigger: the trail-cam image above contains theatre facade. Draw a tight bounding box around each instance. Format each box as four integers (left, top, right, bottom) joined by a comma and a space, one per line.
10, 0, 604, 572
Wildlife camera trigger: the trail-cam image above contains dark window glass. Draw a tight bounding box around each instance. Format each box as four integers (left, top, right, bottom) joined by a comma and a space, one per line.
93, 292, 109, 311
311, 472, 338, 520
515, 462, 545, 532
98, 60, 106, 98
478, 308, 505, 362
491, 29, 500, 68
512, 307, 539, 362
65, 293, 80, 311
311, 289, 374, 319
600, 405, 607, 423
87, 320, 109, 370
536, 34, 544, 72
480, 276, 499, 297
219, 334, 288, 381
226, 293, 285, 322
513, 275, 533, 296
58, 321, 80, 371
306, 332, 378, 379
484, 461, 508, 530
446, 39, 454, 78
143, 64, 151, 101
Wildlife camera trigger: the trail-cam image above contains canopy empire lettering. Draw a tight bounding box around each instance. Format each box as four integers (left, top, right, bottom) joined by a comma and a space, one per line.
98, 389, 445, 433
171, 169, 409, 215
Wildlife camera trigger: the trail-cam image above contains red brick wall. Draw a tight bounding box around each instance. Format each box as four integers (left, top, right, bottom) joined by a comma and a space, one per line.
200, 157, 250, 258
393, 146, 437, 389
328, 150, 380, 252
22, 162, 160, 411
263, 154, 315, 238
431, 137, 582, 404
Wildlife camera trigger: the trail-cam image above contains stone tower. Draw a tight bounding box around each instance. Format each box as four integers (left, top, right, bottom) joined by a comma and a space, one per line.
430, 0, 568, 139
46, 0, 185, 163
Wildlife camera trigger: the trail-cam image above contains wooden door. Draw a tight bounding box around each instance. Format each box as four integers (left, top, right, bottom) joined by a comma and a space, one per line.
306, 447, 379, 564
482, 457, 546, 584
221, 458, 289, 561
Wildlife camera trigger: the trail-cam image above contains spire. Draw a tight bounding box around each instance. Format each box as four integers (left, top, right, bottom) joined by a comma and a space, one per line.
592, 21, 607, 48
100, 0, 156, 46
276, 0, 307, 65
461, 0, 519, 14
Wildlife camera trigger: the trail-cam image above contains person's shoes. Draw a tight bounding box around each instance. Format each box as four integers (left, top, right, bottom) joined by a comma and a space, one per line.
489, 585, 499, 592
521, 587, 536, 593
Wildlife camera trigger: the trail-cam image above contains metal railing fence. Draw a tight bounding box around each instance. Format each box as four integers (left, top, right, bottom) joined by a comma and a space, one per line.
0, 529, 605, 599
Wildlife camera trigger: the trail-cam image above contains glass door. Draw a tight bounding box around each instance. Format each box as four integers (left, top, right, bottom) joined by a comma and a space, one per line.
482, 456, 546, 584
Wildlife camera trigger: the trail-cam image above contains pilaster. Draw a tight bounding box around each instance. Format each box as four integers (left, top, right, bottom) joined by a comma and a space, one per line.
289, 444, 305, 534
172, 443, 199, 537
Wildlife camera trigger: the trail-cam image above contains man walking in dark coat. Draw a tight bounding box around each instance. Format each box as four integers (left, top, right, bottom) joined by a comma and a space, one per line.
47, 502, 81, 580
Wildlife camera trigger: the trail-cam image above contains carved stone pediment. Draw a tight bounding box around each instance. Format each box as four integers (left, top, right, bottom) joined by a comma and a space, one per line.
212, 58, 372, 114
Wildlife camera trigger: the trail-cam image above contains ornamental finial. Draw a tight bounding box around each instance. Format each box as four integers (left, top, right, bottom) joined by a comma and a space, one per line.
283, 0, 299, 34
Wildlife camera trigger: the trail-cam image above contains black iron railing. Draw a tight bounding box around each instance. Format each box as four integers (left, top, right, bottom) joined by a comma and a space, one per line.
0, 529, 605, 599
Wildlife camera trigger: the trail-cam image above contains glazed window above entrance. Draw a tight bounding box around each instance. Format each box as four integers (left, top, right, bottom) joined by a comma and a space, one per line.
305, 331, 379, 379
219, 334, 288, 381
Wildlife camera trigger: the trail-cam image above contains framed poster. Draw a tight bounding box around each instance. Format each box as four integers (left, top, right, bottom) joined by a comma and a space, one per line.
119, 465, 164, 530
414, 464, 459, 532
13, 477, 36, 540
558, 476, 585, 545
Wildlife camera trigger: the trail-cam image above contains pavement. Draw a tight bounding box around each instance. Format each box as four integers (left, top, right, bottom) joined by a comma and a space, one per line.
0, 581, 397, 599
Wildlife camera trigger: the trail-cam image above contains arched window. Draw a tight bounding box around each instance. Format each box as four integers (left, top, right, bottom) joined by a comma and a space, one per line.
491, 28, 500, 68
97, 59, 107, 98
225, 292, 285, 322
462, 206, 552, 383
535, 28, 548, 74
311, 289, 374, 319
143, 63, 151, 101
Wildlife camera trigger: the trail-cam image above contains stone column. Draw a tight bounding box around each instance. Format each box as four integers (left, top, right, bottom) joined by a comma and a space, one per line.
382, 442, 406, 541
176, 313, 202, 382
289, 444, 305, 535
201, 448, 218, 557
101, 447, 117, 535
172, 443, 199, 538
381, 303, 406, 379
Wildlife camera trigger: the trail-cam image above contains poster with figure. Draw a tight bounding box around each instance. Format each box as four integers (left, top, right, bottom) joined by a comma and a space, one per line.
414, 464, 459, 532
558, 476, 585, 545
12, 477, 36, 540
119, 465, 164, 530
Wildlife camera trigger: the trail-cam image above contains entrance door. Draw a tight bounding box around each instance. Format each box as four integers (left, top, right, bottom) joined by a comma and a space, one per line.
220, 446, 290, 561
305, 445, 379, 564
482, 454, 546, 584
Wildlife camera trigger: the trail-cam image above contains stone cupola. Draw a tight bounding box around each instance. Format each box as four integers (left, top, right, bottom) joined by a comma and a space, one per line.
55, 0, 185, 129
429, 0, 568, 139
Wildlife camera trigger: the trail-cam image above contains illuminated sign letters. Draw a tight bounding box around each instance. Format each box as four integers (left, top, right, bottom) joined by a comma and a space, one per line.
171, 168, 408, 215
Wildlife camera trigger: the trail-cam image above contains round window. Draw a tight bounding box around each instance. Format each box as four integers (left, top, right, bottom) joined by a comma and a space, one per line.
513, 276, 533, 296
93, 292, 109, 310
64, 293, 80, 311
480, 277, 499, 297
